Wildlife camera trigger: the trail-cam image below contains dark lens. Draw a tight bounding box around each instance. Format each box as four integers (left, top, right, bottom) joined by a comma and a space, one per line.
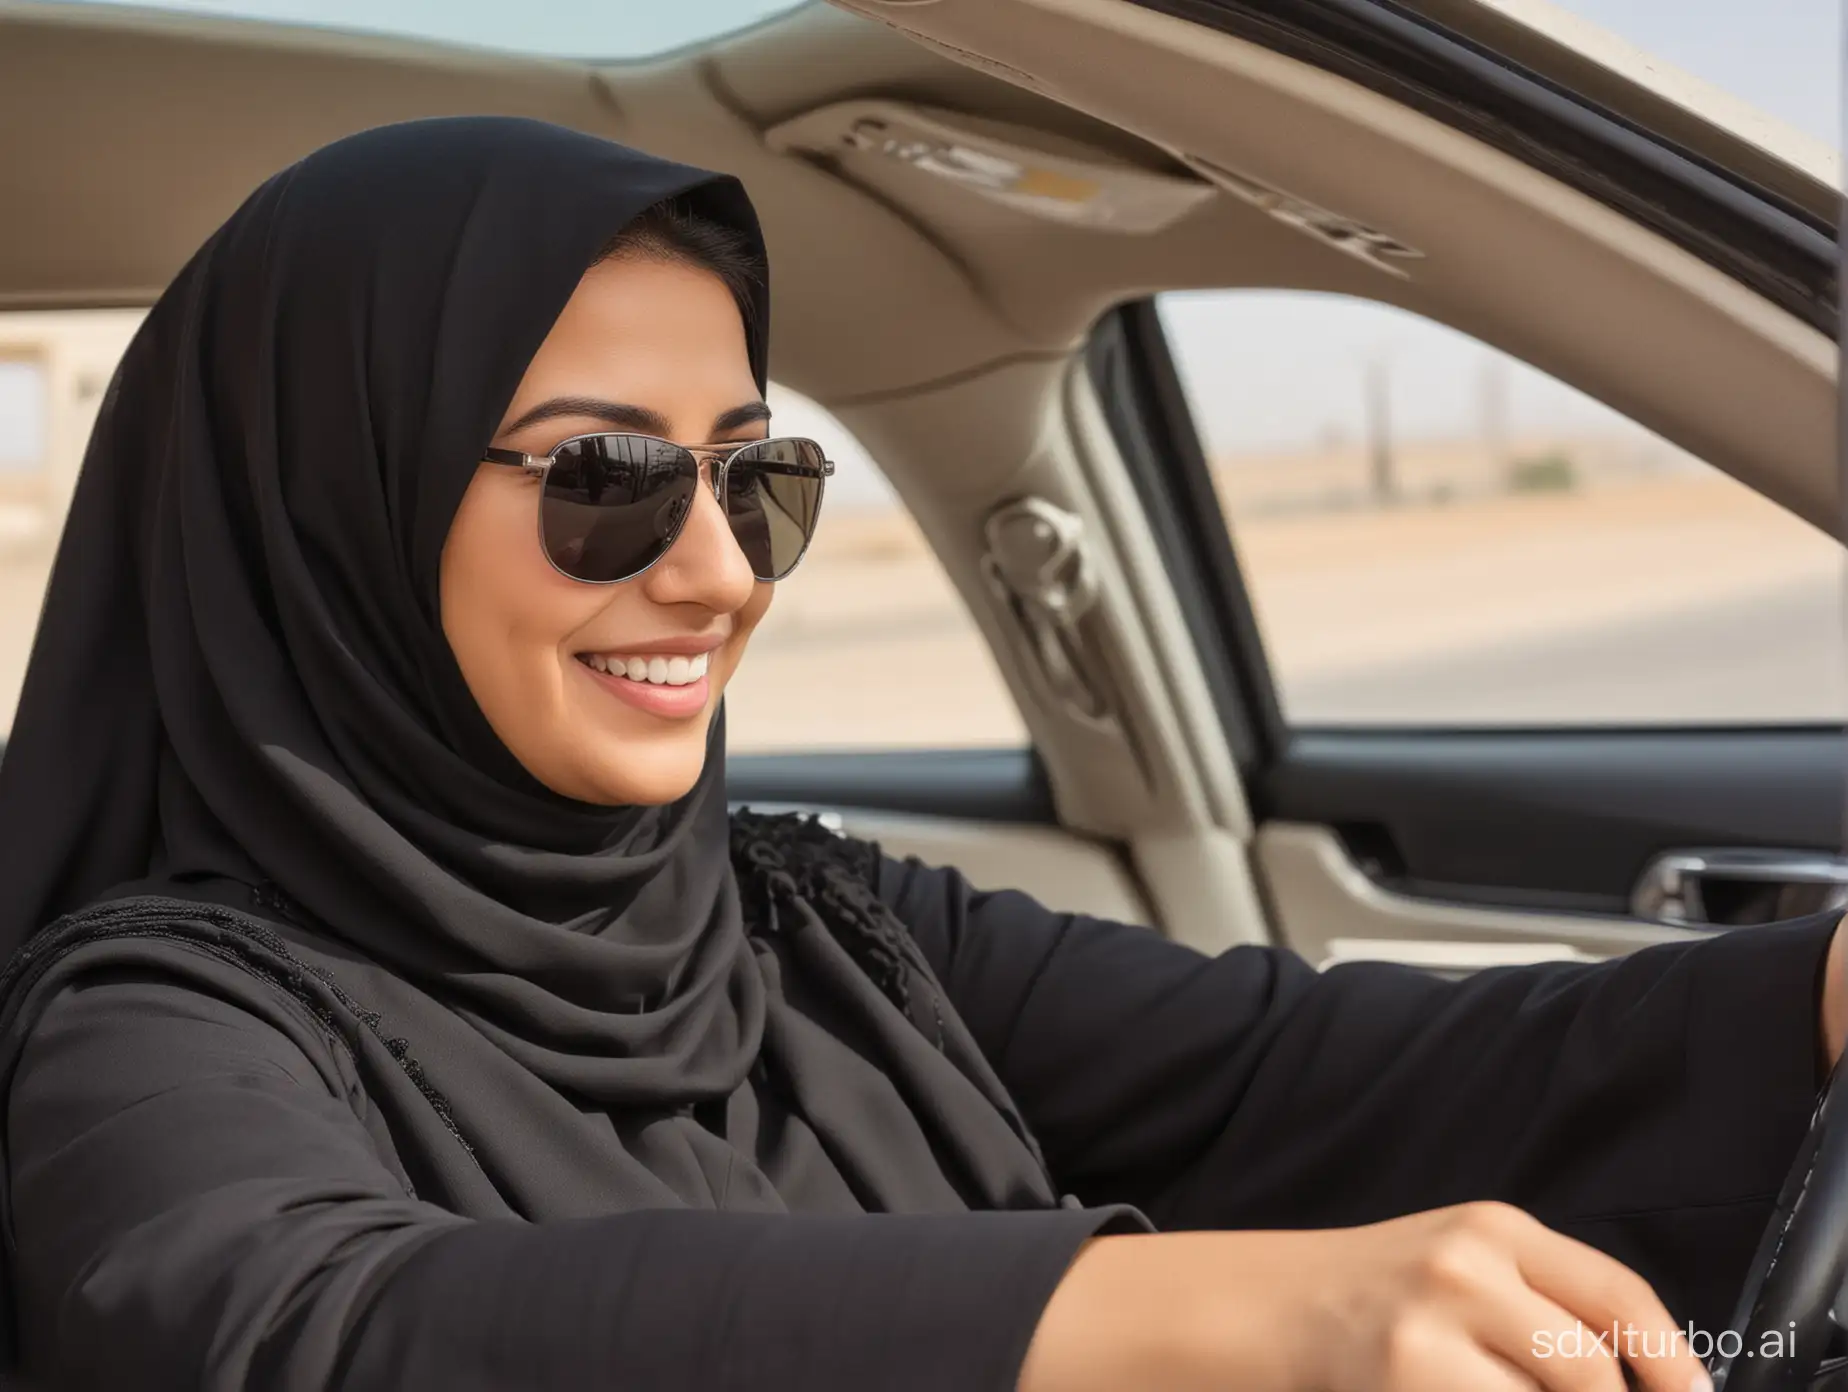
725, 439, 827, 580
540, 435, 699, 582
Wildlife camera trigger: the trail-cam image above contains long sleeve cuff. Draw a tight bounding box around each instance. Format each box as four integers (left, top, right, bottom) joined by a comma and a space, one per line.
1683, 912, 1834, 1204
1555, 912, 1835, 1333
340, 1205, 1147, 1391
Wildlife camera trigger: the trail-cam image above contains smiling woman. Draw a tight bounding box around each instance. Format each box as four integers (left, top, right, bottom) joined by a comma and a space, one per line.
41, 0, 806, 57
0, 105, 1845, 1392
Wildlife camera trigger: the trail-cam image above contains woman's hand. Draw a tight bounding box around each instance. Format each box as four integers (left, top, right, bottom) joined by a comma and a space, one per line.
1020, 1202, 1711, 1392
1823, 915, 1848, 1068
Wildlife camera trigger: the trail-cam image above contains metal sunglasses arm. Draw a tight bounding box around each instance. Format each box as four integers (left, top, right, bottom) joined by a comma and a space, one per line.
480, 446, 550, 478
703, 443, 836, 478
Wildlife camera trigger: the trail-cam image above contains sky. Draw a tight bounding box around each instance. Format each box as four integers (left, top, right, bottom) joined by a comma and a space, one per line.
18, 0, 1843, 502
1553, 0, 1839, 147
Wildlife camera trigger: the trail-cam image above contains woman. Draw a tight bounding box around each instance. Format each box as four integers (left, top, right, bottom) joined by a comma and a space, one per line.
0, 116, 1835, 1392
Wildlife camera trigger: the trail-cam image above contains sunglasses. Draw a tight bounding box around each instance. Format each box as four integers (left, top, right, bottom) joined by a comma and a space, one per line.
482, 433, 835, 585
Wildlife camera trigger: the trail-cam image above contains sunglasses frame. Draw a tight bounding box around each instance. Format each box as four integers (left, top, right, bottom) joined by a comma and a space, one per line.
481, 431, 835, 585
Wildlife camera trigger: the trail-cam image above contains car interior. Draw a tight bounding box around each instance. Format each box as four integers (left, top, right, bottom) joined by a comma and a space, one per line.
0, 0, 1840, 974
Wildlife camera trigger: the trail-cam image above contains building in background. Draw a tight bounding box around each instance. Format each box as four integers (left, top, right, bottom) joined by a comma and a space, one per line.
0, 311, 141, 554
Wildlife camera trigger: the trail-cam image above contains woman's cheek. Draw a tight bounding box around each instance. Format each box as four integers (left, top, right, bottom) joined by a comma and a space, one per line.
716, 623, 762, 696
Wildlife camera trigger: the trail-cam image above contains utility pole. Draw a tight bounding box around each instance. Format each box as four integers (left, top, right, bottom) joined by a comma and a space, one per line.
1365, 353, 1395, 505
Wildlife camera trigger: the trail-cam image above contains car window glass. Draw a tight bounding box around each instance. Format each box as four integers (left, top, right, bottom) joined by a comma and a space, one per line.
727, 385, 1027, 752
0, 311, 1026, 751
0, 310, 140, 727
1156, 289, 1846, 726
1537, 0, 1837, 148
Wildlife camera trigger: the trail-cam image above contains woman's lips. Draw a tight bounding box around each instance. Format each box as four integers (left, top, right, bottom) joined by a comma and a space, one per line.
576, 655, 710, 719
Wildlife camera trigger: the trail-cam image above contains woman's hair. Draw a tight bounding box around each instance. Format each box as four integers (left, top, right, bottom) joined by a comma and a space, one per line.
594, 196, 765, 329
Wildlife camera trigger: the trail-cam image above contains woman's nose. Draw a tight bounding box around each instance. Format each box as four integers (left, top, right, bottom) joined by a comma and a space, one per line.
639, 472, 756, 613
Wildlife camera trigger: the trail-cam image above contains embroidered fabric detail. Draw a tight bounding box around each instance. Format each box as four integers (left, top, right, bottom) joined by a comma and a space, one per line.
731, 807, 945, 1048
1, 893, 476, 1167
5, 821, 944, 1166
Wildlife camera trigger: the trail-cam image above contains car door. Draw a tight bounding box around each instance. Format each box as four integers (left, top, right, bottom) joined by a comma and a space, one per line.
1050, 0, 1844, 968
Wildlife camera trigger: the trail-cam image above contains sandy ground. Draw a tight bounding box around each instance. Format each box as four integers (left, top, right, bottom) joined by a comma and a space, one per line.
733, 473, 1847, 746
0, 472, 1836, 752
1237, 475, 1841, 678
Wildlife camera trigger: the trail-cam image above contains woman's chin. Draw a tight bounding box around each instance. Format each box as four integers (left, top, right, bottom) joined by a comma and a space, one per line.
572, 742, 710, 808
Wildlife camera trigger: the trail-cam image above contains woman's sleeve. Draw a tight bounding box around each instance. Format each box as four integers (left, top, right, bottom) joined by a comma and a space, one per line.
879, 852, 1834, 1332
7, 966, 1123, 1392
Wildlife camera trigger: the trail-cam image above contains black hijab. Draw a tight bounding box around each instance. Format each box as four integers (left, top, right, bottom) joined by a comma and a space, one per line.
0, 118, 1055, 1232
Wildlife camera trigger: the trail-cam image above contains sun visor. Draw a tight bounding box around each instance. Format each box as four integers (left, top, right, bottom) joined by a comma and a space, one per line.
764, 99, 1216, 235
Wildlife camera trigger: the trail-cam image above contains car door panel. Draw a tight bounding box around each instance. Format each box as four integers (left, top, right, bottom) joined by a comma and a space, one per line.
726, 748, 1054, 825
834, 807, 1153, 926
728, 749, 1154, 926
1255, 820, 1694, 969
1263, 729, 1848, 913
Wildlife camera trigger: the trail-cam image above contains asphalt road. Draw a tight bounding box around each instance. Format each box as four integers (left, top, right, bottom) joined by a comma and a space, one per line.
1286, 573, 1848, 727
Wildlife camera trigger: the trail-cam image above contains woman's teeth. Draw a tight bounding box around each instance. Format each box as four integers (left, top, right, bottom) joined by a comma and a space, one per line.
580, 652, 710, 686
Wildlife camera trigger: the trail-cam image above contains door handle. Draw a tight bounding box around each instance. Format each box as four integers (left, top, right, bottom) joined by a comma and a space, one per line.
1632, 848, 1848, 928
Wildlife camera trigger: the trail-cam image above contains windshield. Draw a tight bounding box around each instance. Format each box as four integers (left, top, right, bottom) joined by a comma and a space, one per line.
39, 0, 808, 59
1490, 0, 1839, 150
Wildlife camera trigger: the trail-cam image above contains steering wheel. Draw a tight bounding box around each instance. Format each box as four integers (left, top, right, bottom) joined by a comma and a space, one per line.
1712, 1059, 1848, 1390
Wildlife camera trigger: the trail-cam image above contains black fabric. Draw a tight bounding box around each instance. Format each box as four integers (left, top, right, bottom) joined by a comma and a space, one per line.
0, 115, 783, 1085
882, 862, 1834, 1340
0, 117, 1073, 1374
1, 855, 1831, 1387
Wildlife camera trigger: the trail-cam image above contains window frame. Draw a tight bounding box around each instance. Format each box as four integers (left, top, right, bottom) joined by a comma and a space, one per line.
1090, 286, 1848, 765
1084, 301, 1286, 780
1088, 296, 1848, 912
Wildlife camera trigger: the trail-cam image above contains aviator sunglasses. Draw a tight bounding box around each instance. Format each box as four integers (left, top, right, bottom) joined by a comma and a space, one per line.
482, 432, 835, 584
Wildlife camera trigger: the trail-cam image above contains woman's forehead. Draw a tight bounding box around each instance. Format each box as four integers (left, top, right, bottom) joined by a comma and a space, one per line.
507, 259, 758, 425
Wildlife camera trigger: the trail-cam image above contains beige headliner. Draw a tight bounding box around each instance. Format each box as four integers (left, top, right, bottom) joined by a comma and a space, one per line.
0, 0, 1836, 531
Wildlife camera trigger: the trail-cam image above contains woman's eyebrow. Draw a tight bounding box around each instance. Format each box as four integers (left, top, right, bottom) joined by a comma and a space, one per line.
498, 397, 771, 438
711, 401, 772, 435
501, 397, 671, 436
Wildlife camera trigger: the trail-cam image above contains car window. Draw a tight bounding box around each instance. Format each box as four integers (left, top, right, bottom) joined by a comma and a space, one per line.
726, 385, 1026, 752
1156, 289, 1845, 727
0, 310, 1027, 751
1529, 0, 1837, 150
0, 310, 140, 728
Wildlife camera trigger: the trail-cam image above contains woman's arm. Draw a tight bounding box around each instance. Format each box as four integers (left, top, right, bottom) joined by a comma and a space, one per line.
8, 966, 1120, 1391
880, 854, 1833, 1334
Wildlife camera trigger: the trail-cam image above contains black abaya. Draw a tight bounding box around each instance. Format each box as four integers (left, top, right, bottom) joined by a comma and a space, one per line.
3, 849, 1831, 1387
0, 115, 1090, 1383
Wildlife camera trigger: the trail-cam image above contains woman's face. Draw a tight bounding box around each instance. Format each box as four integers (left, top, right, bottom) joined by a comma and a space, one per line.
441, 252, 773, 806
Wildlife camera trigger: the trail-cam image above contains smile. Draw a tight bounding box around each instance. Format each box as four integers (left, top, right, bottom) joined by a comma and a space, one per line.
575, 652, 711, 687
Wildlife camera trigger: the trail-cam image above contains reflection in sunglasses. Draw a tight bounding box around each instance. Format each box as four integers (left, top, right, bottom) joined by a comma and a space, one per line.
654, 493, 691, 541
